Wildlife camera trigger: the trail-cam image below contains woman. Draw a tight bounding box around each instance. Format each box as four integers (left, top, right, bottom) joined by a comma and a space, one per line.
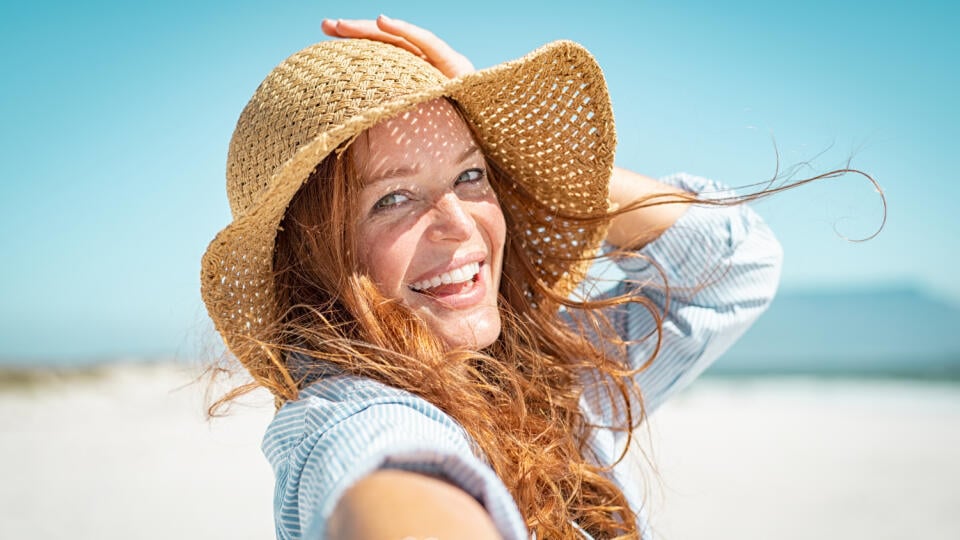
201, 16, 783, 539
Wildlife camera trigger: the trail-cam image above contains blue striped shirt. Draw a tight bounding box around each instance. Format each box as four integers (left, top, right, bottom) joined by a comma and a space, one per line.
262, 173, 783, 539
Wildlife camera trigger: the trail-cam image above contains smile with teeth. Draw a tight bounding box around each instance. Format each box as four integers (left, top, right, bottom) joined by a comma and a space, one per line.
409, 261, 481, 293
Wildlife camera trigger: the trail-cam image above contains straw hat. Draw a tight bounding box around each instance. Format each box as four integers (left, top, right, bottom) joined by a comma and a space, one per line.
201, 38, 616, 358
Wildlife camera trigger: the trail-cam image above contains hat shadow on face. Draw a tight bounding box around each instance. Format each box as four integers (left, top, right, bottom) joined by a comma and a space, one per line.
352, 98, 478, 187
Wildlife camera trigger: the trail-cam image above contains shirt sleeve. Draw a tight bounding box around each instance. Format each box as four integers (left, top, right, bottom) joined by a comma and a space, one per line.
589, 172, 783, 414
261, 375, 529, 540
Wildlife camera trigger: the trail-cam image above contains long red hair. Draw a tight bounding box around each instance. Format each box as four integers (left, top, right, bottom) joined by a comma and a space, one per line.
207, 104, 884, 538
204, 137, 655, 537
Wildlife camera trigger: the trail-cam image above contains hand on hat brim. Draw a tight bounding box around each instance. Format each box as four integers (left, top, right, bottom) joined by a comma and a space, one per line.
321, 15, 476, 78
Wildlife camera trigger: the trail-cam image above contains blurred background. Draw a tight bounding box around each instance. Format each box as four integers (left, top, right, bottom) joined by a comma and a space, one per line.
1, 1, 957, 539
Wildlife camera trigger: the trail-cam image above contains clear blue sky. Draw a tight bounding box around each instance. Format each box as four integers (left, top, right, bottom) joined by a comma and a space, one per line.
1, 0, 957, 362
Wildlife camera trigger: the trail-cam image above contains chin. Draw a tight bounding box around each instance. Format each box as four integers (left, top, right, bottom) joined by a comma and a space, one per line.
437, 313, 502, 350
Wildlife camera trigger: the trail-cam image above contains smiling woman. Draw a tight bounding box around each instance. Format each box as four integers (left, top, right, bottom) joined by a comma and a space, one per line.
200, 15, 785, 540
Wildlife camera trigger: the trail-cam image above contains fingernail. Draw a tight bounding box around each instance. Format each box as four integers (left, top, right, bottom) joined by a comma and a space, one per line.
379, 14, 391, 21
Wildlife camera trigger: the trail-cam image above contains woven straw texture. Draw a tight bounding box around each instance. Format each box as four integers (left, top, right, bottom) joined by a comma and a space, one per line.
201, 38, 616, 358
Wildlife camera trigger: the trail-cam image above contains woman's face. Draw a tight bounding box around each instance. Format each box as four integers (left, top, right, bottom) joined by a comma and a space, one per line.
353, 98, 506, 349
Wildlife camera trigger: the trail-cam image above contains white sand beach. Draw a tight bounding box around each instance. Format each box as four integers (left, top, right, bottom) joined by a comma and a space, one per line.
2, 363, 958, 540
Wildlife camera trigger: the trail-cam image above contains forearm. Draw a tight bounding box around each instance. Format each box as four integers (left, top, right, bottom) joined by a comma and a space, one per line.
606, 166, 693, 249
328, 469, 503, 540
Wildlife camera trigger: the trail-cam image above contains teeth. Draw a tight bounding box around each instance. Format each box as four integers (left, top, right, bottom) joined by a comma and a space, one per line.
410, 262, 481, 292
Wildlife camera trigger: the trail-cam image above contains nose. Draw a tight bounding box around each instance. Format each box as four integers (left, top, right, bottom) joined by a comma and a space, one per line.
427, 193, 474, 242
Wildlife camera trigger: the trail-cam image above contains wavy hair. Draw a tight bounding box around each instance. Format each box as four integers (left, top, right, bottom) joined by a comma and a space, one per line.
196, 131, 659, 537
206, 105, 885, 538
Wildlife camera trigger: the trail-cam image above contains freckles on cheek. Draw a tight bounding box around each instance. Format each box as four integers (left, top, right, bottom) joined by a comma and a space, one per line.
357, 235, 381, 280
356, 227, 408, 296
355, 230, 377, 280
363, 250, 388, 284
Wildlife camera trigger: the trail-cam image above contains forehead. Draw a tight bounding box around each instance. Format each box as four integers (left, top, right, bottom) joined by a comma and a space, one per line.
353, 98, 478, 180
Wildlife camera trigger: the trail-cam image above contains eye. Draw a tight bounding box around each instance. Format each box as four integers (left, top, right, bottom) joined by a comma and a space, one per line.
455, 168, 486, 185
373, 191, 411, 211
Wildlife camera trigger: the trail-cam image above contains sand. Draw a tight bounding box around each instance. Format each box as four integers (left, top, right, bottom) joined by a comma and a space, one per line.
645, 378, 960, 540
2, 363, 958, 539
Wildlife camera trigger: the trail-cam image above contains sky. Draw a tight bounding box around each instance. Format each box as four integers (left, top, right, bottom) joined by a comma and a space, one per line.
0, 0, 957, 363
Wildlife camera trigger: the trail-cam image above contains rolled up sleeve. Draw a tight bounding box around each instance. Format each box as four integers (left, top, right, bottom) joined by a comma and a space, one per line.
599, 172, 783, 413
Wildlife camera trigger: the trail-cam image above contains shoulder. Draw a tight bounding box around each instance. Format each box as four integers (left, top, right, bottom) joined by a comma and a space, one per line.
263, 374, 473, 468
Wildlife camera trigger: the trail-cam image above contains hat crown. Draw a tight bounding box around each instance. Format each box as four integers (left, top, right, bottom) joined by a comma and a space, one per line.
226, 39, 447, 218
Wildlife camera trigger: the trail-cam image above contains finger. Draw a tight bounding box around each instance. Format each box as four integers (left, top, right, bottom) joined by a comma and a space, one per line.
376, 15, 475, 74
320, 18, 341, 37
377, 15, 474, 76
322, 18, 425, 58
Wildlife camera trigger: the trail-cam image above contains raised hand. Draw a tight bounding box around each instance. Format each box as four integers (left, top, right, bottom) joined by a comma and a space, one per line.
321, 15, 475, 78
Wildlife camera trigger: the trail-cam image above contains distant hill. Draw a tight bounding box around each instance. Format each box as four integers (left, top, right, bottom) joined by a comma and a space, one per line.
713, 286, 960, 377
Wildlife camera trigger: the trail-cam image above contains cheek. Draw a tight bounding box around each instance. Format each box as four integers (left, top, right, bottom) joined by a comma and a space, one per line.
478, 202, 507, 251
494, 211, 507, 245
356, 223, 415, 294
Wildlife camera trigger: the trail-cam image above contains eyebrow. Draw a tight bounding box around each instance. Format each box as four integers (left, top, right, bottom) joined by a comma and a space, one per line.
364, 144, 482, 186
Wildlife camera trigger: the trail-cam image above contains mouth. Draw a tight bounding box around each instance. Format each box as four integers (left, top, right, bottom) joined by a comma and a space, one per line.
409, 261, 482, 296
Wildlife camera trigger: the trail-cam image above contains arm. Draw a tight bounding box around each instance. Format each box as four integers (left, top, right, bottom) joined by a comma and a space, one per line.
329, 469, 501, 540
319, 16, 780, 417
607, 166, 692, 249
266, 375, 528, 539
604, 173, 784, 413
